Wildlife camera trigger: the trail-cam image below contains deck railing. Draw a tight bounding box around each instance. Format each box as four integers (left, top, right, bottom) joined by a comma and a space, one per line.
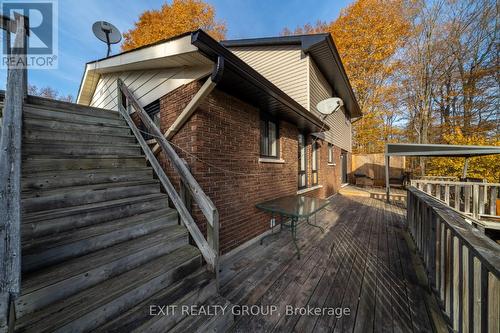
410, 179, 500, 222
407, 187, 499, 332
116, 79, 220, 285
0, 13, 28, 332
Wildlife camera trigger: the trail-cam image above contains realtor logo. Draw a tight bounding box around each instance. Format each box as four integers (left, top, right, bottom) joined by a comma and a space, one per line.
1, 0, 58, 69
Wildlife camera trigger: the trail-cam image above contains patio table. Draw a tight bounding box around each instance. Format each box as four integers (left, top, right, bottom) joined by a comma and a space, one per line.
256, 195, 329, 259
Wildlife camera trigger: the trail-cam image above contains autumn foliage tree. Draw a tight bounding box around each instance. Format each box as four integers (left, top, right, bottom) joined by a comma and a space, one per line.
283, 0, 410, 153
122, 0, 226, 51
284, 0, 499, 179
426, 128, 500, 183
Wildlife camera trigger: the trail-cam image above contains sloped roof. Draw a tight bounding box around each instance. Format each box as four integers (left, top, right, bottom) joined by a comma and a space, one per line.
222, 34, 362, 118
76, 30, 328, 133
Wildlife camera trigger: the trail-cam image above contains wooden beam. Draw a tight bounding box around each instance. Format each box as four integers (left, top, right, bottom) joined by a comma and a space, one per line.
151, 76, 216, 153
163, 77, 216, 140
152, 57, 224, 154
0, 14, 27, 297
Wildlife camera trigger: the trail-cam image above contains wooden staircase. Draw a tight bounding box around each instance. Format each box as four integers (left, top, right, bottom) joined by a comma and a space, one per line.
11, 99, 231, 332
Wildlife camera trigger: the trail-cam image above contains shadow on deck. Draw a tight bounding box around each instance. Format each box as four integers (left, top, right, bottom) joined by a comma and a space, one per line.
220, 193, 443, 333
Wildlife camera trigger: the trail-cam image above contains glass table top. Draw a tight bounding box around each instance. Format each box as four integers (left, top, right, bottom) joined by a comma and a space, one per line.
256, 195, 330, 218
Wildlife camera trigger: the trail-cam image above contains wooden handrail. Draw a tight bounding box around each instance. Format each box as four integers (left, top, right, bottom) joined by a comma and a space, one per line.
407, 188, 499, 332
411, 179, 500, 187
410, 179, 500, 221
116, 79, 219, 278
0, 13, 28, 332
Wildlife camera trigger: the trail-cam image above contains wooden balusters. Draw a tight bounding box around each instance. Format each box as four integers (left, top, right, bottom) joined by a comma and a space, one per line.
407, 188, 499, 333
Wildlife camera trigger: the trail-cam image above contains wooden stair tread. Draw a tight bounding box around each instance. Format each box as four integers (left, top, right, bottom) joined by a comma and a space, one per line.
21, 227, 188, 294
17, 228, 189, 318
22, 208, 177, 252
22, 193, 168, 223
16, 245, 201, 332
24, 107, 126, 128
22, 180, 161, 215
23, 139, 140, 148
25, 99, 122, 119
22, 178, 159, 198
23, 128, 136, 144
23, 154, 145, 159
21, 167, 152, 189
94, 268, 215, 333
23, 114, 130, 130
22, 167, 151, 179
22, 156, 147, 172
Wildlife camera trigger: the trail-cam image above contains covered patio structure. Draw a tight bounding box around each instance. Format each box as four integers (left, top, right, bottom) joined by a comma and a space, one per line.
384, 143, 500, 201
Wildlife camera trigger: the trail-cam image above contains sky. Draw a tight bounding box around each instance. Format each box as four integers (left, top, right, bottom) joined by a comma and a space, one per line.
0, 0, 352, 99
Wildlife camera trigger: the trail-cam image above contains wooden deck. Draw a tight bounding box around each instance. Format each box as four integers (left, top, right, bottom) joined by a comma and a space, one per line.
220, 193, 440, 332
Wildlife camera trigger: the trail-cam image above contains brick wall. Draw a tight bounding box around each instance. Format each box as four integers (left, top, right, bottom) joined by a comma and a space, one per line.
154, 80, 347, 254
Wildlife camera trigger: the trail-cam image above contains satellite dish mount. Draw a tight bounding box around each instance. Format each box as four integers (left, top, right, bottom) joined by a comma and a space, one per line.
316, 97, 344, 120
92, 21, 122, 57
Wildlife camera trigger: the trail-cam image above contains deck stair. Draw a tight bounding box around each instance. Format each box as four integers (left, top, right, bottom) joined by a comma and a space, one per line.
13, 98, 232, 332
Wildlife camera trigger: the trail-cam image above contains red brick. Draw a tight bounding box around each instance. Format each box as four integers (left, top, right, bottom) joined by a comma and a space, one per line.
133, 80, 350, 254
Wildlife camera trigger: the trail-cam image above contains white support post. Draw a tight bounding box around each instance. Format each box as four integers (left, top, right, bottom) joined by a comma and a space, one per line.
462, 157, 469, 179
385, 155, 390, 203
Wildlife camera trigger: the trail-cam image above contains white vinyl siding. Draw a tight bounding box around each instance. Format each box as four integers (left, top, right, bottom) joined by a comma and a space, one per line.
309, 59, 352, 152
89, 66, 211, 111
230, 45, 309, 109
229, 45, 353, 152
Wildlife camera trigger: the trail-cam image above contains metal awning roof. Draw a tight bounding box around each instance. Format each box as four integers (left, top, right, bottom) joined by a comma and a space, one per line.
383, 143, 500, 202
385, 143, 500, 157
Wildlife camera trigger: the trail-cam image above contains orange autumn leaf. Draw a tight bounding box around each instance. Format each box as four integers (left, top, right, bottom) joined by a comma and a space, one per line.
282, 0, 410, 153
122, 0, 226, 51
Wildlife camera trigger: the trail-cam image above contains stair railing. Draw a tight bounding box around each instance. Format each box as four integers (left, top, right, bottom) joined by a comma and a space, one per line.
0, 13, 28, 332
116, 79, 219, 284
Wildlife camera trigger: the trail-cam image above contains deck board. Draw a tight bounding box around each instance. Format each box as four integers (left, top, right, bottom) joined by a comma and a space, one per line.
221, 194, 438, 333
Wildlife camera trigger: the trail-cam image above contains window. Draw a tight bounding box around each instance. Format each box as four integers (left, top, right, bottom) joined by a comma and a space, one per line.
328, 143, 334, 164
141, 99, 160, 141
260, 115, 279, 158
298, 134, 307, 189
120, 91, 127, 109
311, 141, 319, 185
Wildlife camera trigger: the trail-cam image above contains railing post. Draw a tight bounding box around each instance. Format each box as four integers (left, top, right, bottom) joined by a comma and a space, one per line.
478, 185, 485, 217
444, 185, 450, 205
180, 159, 193, 218
455, 185, 461, 210
0, 13, 28, 332
207, 209, 220, 289
464, 185, 471, 214
472, 184, 479, 220
490, 187, 498, 216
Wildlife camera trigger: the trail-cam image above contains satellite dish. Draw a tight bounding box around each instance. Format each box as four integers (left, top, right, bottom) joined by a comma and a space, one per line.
92, 21, 122, 57
316, 97, 344, 116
